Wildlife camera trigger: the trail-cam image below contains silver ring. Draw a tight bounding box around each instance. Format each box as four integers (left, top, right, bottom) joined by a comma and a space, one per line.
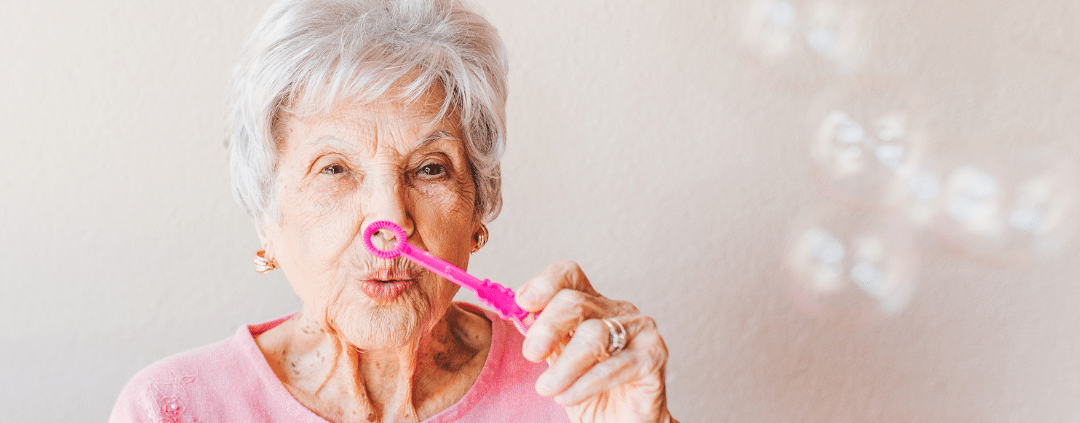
601, 318, 627, 357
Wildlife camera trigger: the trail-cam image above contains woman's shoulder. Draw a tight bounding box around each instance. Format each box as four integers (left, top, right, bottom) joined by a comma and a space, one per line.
131, 331, 247, 378
108, 315, 313, 423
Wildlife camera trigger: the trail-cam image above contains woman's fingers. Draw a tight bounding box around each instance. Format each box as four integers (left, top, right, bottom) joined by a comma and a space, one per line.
534, 318, 611, 396
516, 260, 671, 420
520, 287, 638, 362
522, 289, 609, 362
516, 260, 598, 312
557, 320, 668, 407
540, 315, 669, 408
553, 349, 641, 406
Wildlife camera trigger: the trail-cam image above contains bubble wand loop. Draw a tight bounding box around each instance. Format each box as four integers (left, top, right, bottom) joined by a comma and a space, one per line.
362, 220, 531, 334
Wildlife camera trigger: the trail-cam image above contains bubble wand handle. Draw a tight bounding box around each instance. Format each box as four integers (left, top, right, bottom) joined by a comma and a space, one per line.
362, 220, 530, 334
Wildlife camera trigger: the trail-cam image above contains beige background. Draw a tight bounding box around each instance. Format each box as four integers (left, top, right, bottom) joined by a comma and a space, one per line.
2, 0, 1079, 421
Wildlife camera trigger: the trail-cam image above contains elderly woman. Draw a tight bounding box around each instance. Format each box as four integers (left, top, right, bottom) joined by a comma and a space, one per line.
110, 0, 676, 422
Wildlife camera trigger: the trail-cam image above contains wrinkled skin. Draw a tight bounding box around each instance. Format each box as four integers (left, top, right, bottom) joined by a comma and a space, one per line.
254, 88, 676, 423
517, 261, 678, 423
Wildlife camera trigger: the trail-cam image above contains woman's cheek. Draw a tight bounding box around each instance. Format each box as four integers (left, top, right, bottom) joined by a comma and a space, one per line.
411, 181, 476, 267
304, 176, 361, 217
289, 183, 361, 257
293, 189, 339, 227
414, 176, 476, 217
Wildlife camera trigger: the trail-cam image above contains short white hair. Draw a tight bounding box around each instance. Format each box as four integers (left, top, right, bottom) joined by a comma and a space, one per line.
226, 0, 508, 225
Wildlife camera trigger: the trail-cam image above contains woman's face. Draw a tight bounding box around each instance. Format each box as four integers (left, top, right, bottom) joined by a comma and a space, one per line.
261, 89, 478, 350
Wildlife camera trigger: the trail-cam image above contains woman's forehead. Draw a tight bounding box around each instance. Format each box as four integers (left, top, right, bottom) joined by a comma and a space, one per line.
282, 100, 463, 156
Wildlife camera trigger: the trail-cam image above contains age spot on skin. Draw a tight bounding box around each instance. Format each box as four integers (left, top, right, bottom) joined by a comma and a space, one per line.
433, 322, 479, 373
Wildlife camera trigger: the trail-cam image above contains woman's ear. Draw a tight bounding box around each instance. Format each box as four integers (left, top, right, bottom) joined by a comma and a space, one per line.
255, 221, 275, 256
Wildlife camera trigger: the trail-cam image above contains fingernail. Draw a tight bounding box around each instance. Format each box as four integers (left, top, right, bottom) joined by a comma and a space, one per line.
522, 339, 541, 360
535, 374, 554, 396
517, 288, 536, 307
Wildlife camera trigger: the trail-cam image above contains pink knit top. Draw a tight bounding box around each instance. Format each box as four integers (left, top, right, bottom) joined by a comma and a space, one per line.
109, 304, 568, 422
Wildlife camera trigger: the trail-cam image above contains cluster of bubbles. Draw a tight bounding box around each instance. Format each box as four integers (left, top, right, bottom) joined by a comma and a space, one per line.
929, 149, 1078, 259
810, 98, 1079, 262
796, 106, 1078, 323
742, 1, 1080, 323
739, 0, 866, 87
808, 83, 929, 210
786, 211, 915, 326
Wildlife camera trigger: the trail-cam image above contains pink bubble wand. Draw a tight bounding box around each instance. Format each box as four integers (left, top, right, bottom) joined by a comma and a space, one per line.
362, 220, 531, 334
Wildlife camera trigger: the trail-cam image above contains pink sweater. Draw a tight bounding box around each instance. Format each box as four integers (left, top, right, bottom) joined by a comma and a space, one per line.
109, 305, 569, 422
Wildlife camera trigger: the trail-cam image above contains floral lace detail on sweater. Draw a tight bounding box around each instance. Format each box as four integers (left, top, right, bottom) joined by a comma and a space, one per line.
144, 374, 199, 423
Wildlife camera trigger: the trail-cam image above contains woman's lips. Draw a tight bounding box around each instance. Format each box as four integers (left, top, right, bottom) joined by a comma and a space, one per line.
358, 278, 413, 300
357, 268, 416, 301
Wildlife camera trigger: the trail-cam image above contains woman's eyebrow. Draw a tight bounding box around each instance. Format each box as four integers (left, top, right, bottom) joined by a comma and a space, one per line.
306, 136, 350, 150
414, 130, 457, 149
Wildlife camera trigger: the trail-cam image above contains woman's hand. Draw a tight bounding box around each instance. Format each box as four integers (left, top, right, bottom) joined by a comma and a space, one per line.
516, 261, 678, 423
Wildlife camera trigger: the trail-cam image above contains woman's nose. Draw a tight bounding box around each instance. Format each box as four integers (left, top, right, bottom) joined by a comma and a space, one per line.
360, 175, 414, 250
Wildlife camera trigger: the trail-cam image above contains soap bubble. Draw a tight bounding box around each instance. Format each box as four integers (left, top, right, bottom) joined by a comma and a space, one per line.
931, 146, 1078, 261
944, 166, 999, 230
739, 0, 868, 88
908, 169, 943, 202
894, 157, 950, 227
767, 0, 797, 28
807, 81, 930, 209
786, 208, 916, 328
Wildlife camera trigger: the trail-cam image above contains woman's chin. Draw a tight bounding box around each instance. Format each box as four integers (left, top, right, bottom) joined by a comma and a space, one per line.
327, 288, 432, 349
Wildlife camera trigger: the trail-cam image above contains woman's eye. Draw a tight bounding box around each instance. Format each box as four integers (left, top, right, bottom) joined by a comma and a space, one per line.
321, 164, 347, 176
419, 163, 446, 177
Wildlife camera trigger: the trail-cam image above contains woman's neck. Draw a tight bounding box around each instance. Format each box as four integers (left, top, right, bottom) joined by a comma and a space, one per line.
256, 304, 492, 423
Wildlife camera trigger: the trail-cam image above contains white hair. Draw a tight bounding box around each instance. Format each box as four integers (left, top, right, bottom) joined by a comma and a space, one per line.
226, 0, 508, 226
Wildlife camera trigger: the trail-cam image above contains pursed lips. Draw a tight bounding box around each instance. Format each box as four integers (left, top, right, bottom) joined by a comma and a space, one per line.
359, 268, 417, 283
356, 267, 417, 300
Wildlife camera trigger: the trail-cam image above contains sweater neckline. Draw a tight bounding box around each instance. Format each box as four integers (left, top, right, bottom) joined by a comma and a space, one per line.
238, 302, 506, 422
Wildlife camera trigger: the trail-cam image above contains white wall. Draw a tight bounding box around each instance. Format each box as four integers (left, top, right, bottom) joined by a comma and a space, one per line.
2, 0, 1078, 421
